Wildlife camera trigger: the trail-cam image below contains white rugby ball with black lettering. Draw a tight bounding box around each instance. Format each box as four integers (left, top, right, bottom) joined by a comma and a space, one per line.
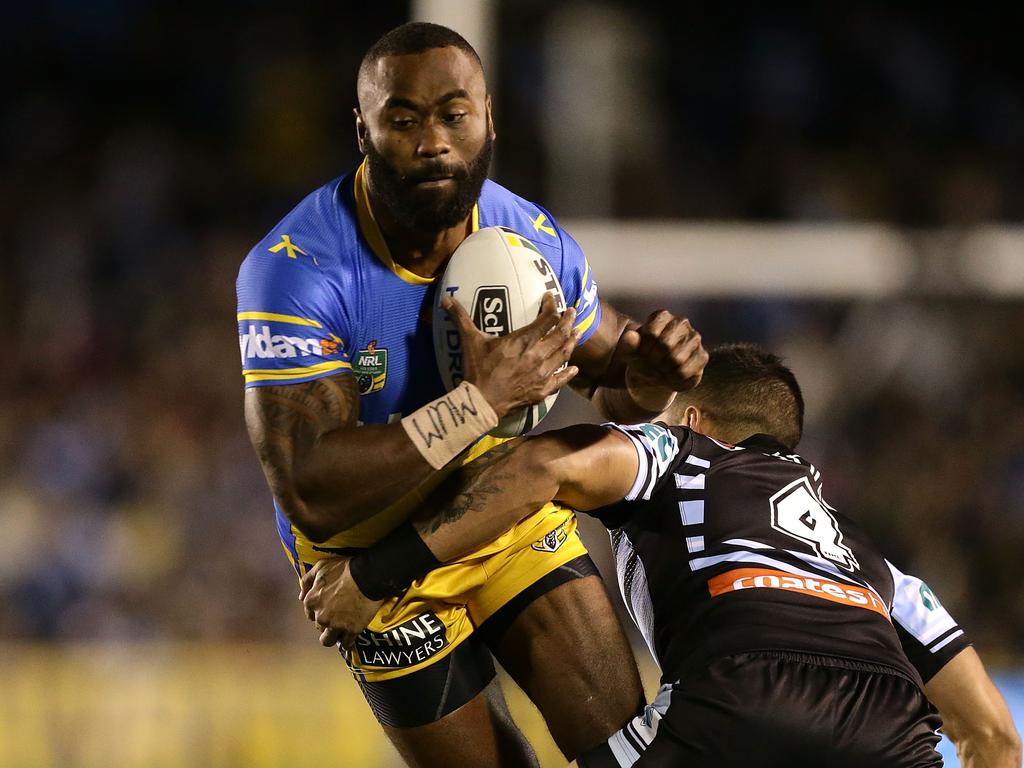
433, 226, 568, 438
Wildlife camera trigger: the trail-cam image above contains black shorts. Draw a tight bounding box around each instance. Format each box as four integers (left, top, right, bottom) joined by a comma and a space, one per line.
580, 650, 943, 768
356, 553, 600, 728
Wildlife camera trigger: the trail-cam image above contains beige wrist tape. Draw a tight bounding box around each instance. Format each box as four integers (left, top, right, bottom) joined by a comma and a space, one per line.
625, 366, 677, 414
401, 381, 499, 469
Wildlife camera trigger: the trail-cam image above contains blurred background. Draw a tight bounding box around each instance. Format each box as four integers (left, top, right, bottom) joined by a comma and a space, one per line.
2, 0, 1022, 765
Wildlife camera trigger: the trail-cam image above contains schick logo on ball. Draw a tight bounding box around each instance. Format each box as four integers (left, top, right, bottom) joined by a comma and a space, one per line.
472, 286, 511, 337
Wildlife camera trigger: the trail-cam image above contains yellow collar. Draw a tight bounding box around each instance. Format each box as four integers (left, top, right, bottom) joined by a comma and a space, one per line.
354, 160, 480, 286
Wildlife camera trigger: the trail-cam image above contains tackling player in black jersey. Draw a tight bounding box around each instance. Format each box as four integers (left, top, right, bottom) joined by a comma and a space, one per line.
303, 343, 1021, 767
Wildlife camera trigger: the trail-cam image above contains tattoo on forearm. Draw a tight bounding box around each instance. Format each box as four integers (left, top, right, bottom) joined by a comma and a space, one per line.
416, 442, 519, 535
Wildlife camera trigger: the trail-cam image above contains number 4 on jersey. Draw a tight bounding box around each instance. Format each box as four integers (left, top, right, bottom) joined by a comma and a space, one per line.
770, 477, 859, 572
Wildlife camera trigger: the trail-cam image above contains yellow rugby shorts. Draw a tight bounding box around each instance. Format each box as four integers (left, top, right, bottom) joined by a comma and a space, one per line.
290, 503, 587, 683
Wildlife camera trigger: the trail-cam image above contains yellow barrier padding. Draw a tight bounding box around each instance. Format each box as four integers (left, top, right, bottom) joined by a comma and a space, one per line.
0, 642, 611, 768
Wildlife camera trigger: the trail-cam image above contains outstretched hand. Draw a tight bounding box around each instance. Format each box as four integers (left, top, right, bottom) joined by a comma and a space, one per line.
441, 292, 579, 417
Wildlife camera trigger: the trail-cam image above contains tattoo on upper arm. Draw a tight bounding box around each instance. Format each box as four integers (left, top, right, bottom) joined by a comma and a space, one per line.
244, 374, 358, 495
415, 442, 519, 535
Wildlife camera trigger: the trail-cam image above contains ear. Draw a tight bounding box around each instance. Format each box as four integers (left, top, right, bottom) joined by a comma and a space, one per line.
354, 109, 369, 155
485, 95, 496, 141
684, 405, 703, 433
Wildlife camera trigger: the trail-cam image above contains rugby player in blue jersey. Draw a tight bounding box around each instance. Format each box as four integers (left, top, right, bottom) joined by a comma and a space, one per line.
238, 22, 706, 767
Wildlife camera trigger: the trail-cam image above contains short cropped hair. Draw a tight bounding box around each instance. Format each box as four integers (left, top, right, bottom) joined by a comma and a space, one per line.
359, 22, 482, 84
667, 342, 805, 449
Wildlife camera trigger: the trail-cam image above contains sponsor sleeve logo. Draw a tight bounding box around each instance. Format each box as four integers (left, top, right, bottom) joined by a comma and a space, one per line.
347, 611, 450, 670
636, 423, 680, 478
237, 315, 350, 383
238, 324, 344, 362
919, 582, 940, 611
708, 567, 890, 620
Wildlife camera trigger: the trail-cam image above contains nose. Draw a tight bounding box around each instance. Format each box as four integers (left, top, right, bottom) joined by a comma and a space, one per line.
416, 118, 451, 158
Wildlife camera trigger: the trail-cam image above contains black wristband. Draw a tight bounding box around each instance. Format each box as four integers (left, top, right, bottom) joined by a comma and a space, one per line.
349, 523, 442, 601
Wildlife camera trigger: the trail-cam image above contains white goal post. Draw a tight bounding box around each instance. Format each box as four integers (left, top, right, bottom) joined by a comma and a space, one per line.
565, 222, 1024, 299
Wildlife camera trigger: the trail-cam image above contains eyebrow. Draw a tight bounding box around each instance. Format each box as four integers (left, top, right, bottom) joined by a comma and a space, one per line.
383, 89, 472, 112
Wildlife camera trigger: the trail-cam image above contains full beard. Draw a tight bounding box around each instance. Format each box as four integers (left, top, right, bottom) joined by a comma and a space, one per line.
365, 132, 493, 233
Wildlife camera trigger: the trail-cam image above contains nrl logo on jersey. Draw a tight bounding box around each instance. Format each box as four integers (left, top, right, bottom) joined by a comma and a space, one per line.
354, 340, 388, 395
532, 521, 569, 553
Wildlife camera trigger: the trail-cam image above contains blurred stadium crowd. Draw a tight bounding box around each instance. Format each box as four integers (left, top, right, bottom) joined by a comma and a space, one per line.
2, 0, 1023, 666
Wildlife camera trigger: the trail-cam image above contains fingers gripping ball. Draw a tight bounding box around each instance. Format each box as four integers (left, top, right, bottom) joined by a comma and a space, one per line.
433, 226, 568, 437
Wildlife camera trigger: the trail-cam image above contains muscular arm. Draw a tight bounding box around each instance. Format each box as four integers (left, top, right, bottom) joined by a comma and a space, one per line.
412, 425, 638, 563
925, 648, 1022, 768
245, 374, 437, 542
569, 299, 634, 392
300, 424, 643, 645
245, 295, 578, 543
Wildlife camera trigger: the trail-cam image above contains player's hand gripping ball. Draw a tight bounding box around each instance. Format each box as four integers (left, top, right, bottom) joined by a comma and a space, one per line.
433, 226, 578, 437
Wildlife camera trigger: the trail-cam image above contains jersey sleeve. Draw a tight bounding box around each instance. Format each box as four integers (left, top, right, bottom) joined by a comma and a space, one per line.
542, 207, 602, 345
236, 243, 353, 388
887, 560, 971, 683
605, 422, 683, 502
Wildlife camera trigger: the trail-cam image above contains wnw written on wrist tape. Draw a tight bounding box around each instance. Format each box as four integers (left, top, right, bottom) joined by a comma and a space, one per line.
401, 381, 499, 469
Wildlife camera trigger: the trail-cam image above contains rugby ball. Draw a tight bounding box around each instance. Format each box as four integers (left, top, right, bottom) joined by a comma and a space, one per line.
433, 226, 568, 438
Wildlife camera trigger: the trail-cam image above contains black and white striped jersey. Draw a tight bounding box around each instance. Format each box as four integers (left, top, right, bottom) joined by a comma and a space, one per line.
592, 423, 970, 687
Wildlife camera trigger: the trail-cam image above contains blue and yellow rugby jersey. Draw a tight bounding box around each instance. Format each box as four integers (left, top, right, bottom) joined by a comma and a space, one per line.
237, 161, 602, 562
